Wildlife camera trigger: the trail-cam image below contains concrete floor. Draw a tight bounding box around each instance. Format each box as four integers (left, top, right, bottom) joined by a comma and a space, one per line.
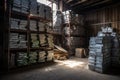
1, 57, 120, 80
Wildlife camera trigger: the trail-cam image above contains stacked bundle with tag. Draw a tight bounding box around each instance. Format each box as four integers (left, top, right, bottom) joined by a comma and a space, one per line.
31, 34, 39, 48
47, 34, 54, 48
30, 0, 37, 15
30, 20, 37, 31
46, 51, 54, 61
16, 52, 28, 66
12, 0, 29, 13
38, 51, 46, 62
111, 34, 120, 67
39, 34, 47, 47
29, 52, 37, 64
37, 3, 45, 18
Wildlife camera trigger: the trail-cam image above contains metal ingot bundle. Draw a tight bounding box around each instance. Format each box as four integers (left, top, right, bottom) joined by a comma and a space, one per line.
38, 51, 46, 62
29, 52, 37, 64
16, 52, 28, 66
39, 34, 47, 47
38, 22, 45, 31
46, 51, 54, 61
31, 34, 39, 48
30, 20, 37, 31
47, 34, 54, 48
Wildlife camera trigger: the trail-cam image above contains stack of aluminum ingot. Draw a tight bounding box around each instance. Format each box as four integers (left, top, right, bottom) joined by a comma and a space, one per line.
31, 34, 39, 48
16, 52, 28, 66
12, 0, 29, 13
39, 34, 47, 47
89, 34, 112, 73
21, 0, 29, 13
10, 18, 27, 30
10, 33, 27, 48
9, 53, 16, 68
38, 51, 46, 62
47, 34, 54, 48
18, 34, 27, 48
19, 20, 27, 30
10, 18, 19, 29
46, 51, 54, 61
38, 22, 45, 31
30, 0, 37, 15
45, 5, 52, 21
9, 33, 19, 48
37, 2, 45, 18
30, 20, 37, 31
29, 52, 37, 64
111, 34, 120, 67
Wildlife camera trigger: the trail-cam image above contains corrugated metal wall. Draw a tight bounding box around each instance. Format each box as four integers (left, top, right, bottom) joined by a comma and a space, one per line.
84, 4, 120, 36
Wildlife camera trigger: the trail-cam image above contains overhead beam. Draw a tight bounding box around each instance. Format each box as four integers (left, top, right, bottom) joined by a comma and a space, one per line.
70, 0, 87, 7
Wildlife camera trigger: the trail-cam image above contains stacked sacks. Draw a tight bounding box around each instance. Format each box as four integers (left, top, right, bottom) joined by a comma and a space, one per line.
29, 52, 37, 64
16, 52, 28, 66
38, 51, 46, 62
31, 34, 39, 48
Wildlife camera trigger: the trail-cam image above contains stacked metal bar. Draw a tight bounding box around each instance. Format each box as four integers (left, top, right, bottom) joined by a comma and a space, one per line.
29, 0, 37, 15
111, 34, 120, 67
29, 52, 37, 64
37, 2, 45, 18
10, 33, 27, 48
31, 34, 39, 48
45, 5, 52, 20
16, 52, 28, 66
89, 36, 112, 73
39, 34, 47, 47
38, 22, 45, 31
10, 18, 27, 30
19, 20, 27, 30
30, 20, 37, 31
46, 51, 54, 61
10, 18, 19, 29
47, 34, 54, 48
38, 51, 46, 62
12, 0, 29, 13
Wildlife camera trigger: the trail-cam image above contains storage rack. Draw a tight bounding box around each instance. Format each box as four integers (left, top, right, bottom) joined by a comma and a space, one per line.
1, 0, 55, 72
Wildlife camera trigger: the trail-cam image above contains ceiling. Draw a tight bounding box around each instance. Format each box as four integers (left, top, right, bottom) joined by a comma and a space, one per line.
63, 0, 120, 13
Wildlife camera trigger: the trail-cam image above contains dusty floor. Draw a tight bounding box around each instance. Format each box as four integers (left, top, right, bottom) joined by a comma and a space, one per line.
1, 57, 120, 80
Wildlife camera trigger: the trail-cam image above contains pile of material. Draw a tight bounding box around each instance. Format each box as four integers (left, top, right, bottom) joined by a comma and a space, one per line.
39, 34, 47, 47
46, 51, 54, 61
38, 51, 46, 62
16, 52, 28, 66
30, 20, 37, 31
12, 0, 29, 13
30, 0, 37, 15
31, 34, 39, 48
47, 34, 54, 48
88, 27, 120, 73
10, 33, 27, 48
29, 52, 37, 64
38, 22, 45, 31
10, 18, 27, 30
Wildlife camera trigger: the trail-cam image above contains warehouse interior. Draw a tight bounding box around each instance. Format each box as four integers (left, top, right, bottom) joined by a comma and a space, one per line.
0, 0, 120, 80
